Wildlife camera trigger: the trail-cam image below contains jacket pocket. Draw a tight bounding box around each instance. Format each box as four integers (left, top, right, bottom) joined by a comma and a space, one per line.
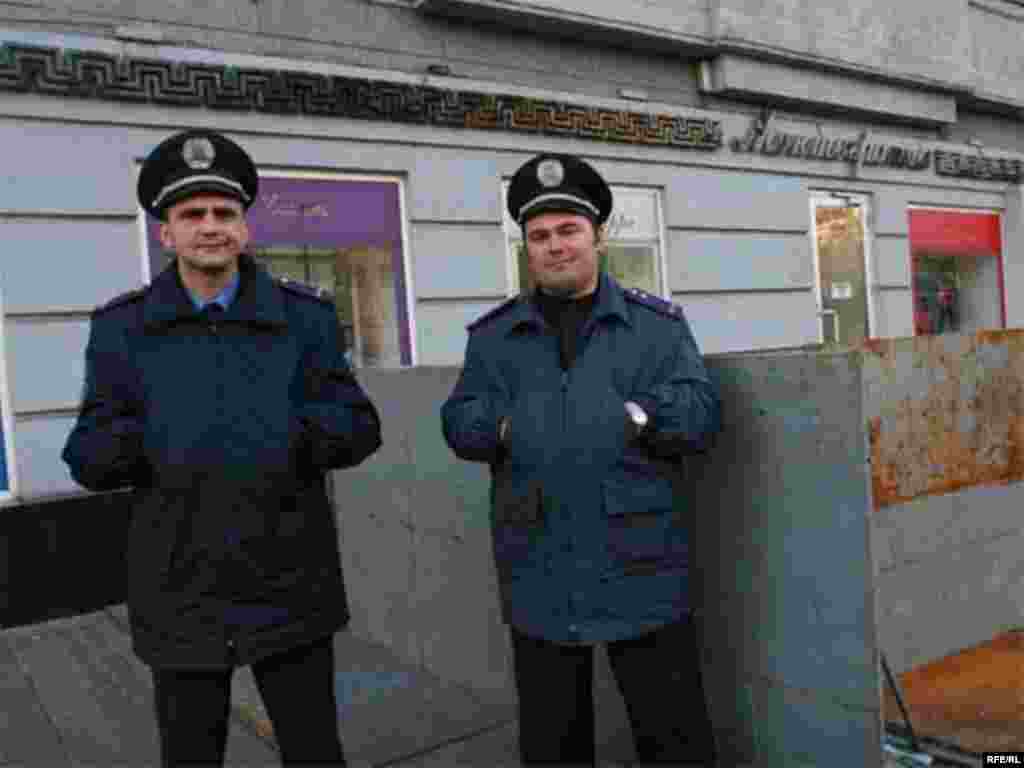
490, 475, 546, 581
501, 391, 559, 471
602, 471, 686, 574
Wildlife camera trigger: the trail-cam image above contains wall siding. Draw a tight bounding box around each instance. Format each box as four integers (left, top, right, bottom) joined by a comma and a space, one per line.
676, 291, 818, 354
0, 218, 143, 314
668, 231, 812, 293
6, 319, 89, 414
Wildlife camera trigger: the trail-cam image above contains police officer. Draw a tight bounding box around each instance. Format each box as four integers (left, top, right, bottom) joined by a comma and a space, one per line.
62, 129, 382, 767
441, 154, 721, 765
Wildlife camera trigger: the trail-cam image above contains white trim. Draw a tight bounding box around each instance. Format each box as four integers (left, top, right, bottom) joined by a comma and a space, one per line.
808, 197, 826, 345
501, 180, 520, 297
256, 169, 404, 184
134, 161, 156, 284
0, 280, 18, 504
137, 203, 153, 284
396, 176, 418, 366
654, 188, 670, 299
906, 204, 1006, 213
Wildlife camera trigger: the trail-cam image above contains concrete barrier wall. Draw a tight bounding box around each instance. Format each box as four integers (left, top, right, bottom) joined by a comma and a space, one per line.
335, 360, 883, 766
690, 351, 880, 767
864, 331, 1024, 674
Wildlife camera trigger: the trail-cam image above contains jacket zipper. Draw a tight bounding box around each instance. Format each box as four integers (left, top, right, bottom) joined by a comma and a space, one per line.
560, 370, 568, 435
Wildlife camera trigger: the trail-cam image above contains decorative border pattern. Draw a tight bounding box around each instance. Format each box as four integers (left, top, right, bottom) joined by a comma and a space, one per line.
0, 42, 723, 150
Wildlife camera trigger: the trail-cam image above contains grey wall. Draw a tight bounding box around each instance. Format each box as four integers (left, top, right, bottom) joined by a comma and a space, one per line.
5, 0, 1024, 132
0, 0, 702, 108
337, 360, 883, 766
969, 0, 1024, 106
714, 0, 971, 88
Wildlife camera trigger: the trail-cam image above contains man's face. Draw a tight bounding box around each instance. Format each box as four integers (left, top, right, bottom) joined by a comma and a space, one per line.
523, 211, 601, 298
160, 193, 249, 273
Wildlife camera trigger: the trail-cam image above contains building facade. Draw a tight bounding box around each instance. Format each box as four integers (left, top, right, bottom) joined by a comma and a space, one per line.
1, 0, 1024, 621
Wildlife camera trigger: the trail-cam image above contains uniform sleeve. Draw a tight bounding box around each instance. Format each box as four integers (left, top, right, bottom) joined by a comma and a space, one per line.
440, 330, 505, 464
61, 317, 149, 491
294, 305, 382, 471
631, 314, 721, 459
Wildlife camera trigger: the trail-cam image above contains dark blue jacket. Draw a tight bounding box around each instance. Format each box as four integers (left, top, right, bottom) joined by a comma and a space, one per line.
441, 273, 720, 644
62, 255, 381, 668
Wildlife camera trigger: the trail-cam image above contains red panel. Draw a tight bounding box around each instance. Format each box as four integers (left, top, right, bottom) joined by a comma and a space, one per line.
908, 210, 1002, 256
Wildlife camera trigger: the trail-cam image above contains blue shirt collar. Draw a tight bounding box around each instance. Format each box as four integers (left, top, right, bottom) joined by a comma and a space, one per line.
190, 270, 240, 311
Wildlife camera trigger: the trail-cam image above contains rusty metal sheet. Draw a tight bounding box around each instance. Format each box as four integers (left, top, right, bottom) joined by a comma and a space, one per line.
863, 329, 1024, 510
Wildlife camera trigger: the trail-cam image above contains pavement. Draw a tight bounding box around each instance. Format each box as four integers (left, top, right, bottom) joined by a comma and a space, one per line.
0, 606, 947, 767
0, 605, 519, 767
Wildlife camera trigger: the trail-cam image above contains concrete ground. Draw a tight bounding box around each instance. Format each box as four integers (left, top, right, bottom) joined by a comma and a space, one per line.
0, 607, 947, 767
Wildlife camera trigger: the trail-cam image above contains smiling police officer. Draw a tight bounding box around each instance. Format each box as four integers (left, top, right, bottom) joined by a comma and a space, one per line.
441, 153, 721, 765
62, 129, 381, 767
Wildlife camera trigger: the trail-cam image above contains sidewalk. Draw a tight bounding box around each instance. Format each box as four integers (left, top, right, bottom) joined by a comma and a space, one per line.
0, 606, 941, 767
0, 606, 517, 767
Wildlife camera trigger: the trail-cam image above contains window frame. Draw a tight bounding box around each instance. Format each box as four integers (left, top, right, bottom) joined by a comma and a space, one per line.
808, 190, 876, 346
906, 204, 1007, 336
140, 168, 418, 367
501, 180, 669, 298
0, 282, 18, 504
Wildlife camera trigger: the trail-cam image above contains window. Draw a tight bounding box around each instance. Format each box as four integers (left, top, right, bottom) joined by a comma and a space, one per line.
810, 192, 874, 347
908, 209, 1005, 336
502, 183, 666, 296
146, 173, 414, 368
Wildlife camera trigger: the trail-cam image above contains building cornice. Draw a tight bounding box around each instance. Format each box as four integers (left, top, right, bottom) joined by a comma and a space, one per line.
0, 36, 723, 153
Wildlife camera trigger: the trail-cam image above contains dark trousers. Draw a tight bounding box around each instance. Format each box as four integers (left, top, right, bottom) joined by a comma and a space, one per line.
511, 616, 716, 766
152, 635, 345, 767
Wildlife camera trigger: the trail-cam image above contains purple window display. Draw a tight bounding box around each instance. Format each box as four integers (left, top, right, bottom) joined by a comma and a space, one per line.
146, 175, 412, 367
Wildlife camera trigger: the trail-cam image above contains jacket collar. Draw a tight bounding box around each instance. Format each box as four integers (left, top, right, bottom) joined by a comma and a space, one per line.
500, 271, 632, 337
142, 253, 288, 330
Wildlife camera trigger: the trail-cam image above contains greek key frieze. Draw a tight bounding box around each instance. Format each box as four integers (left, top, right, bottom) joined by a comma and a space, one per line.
0, 42, 722, 151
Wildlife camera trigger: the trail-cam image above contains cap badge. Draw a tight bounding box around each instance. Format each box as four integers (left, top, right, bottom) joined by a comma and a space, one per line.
182, 137, 216, 170
536, 158, 564, 188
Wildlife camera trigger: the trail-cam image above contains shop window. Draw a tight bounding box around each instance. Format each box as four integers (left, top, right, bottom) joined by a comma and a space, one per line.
908, 209, 1004, 336
502, 184, 666, 296
811, 192, 874, 348
147, 174, 414, 368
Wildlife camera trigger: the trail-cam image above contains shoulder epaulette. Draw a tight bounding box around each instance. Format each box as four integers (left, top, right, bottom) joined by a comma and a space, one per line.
94, 286, 147, 315
277, 277, 332, 304
467, 296, 521, 331
622, 287, 686, 320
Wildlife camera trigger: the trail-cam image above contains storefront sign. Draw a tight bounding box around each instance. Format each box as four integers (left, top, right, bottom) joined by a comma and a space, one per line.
731, 116, 1024, 182
934, 151, 1023, 183
730, 116, 931, 170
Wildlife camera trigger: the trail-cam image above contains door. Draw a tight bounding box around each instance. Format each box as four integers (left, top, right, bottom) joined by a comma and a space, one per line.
811, 193, 873, 347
